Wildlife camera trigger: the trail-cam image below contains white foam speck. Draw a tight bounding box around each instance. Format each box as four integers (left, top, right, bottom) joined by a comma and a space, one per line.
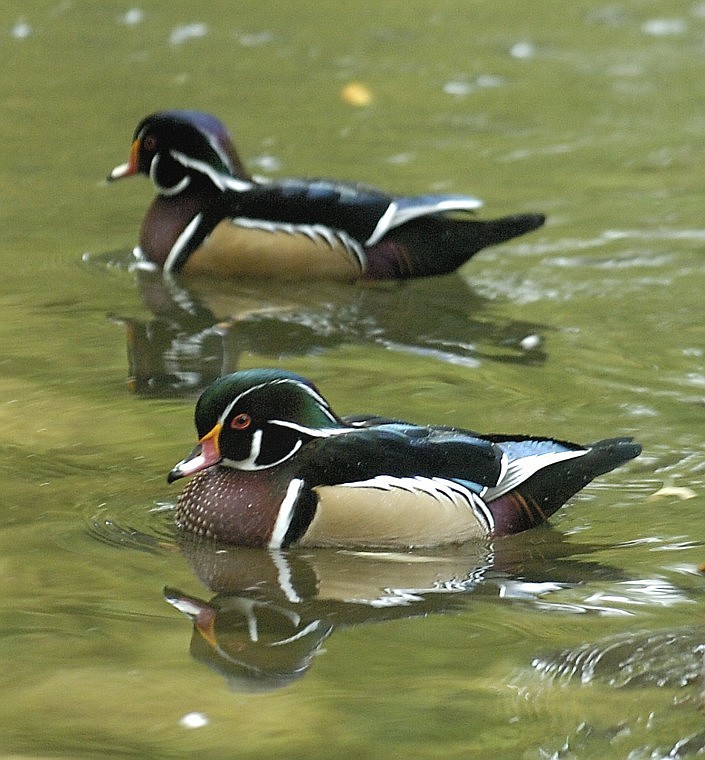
509, 41, 535, 59
443, 80, 475, 96
443, 75, 504, 97
641, 18, 687, 36
12, 21, 32, 39
170, 23, 208, 46
520, 334, 542, 351
179, 712, 209, 729
238, 30, 274, 47
250, 154, 281, 173
120, 8, 144, 26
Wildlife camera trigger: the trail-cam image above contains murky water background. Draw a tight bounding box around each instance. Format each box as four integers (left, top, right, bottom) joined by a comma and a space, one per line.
2, 2, 705, 757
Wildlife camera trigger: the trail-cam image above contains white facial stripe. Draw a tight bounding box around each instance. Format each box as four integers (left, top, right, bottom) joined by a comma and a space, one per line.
249, 429, 263, 462
224, 429, 304, 471
219, 429, 261, 471
169, 149, 252, 192
270, 438, 303, 466
213, 377, 341, 472
149, 153, 191, 196
216, 378, 338, 428
280, 378, 338, 421
204, 131, 234, 176
269, 478, 305, 549
269, 419, 351, 438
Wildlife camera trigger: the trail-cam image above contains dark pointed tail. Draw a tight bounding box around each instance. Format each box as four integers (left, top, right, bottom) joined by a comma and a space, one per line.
488, 437, 641, 536
367, 212, 545, 279
475, 213, 546, 248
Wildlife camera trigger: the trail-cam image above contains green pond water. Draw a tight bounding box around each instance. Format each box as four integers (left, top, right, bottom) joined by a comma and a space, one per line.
2, 1, 705, 757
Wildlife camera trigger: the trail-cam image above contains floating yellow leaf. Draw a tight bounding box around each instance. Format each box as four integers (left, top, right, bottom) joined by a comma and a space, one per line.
341, 82, 373, 107
646, 485, 697, 502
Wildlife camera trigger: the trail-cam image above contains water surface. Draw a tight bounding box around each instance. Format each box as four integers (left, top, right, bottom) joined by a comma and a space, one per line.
2, 2, 705, 758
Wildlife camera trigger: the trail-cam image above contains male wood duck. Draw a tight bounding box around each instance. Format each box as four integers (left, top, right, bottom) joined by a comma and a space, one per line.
109, 110, 545, 280
167, 369, 641, 548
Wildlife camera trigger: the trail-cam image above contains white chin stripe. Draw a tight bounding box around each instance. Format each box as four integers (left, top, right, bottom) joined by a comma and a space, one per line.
149, 153, 191, 196
225, 430, 303, 471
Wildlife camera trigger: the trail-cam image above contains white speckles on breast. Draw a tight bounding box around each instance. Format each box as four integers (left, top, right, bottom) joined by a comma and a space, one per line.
174, 466, 281, 545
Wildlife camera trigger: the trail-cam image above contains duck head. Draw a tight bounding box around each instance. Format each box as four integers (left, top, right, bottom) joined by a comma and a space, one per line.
167, 368, 345, 482
109, 109, 253, 196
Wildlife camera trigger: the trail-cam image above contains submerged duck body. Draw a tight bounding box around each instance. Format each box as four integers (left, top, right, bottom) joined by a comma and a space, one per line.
167, 369, 641, 548
109, 110, 545, 281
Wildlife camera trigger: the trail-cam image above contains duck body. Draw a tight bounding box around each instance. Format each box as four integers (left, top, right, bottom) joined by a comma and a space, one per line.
110, 110, 545, 281
167, 369, 641, 549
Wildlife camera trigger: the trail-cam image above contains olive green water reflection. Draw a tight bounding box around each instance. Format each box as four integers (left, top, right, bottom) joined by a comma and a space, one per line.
2, 1, 705, 757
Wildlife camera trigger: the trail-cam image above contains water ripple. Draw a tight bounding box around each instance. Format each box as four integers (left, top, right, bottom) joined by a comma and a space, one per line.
532, 627, 704, 689
83, 501, 176, 553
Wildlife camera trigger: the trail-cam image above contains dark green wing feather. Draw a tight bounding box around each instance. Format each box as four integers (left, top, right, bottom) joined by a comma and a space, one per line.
295, 424, 503, 490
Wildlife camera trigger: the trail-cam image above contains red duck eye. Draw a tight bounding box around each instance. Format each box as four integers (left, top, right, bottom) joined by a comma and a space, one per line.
231, 413, 251, 430
142, 134, 158, 152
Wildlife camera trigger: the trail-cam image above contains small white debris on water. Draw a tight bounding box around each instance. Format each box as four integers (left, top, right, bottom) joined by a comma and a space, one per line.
520, 334, 542, 351
641, 18, 687, 36
179, 712, 209, 729
12, 21, 32, 39
250, 154, 281, 173
509, 41, 535, 59
475, 74, 504, 88
385, 152, 415, 165
443, 81, 474, 96
120, 8, 144, 26
170, 23, 208, 46
443, 75, 504, 96
237, 30, 274, 47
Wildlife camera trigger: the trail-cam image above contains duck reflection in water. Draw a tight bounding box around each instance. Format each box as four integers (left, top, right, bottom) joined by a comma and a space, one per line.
164, 532, 624, 692
113, 266, 548, 397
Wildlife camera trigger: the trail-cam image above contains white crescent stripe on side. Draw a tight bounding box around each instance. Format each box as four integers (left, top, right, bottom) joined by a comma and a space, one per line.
164, 213, 204, 273
269, 478, 305, 549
